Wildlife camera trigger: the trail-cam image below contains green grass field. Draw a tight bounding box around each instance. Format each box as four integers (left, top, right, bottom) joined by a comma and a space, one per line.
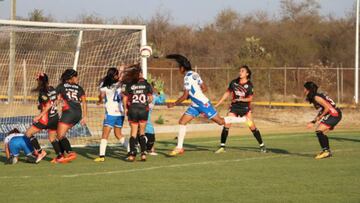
1, 130, 359, 203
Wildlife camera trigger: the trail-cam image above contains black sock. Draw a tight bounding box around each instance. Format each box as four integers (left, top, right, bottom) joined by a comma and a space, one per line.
145, 133, 155, 151
29, 136, 42, 153
220, 127, 229, 147
51, 140, 62, 156
139, 135, 147, 153
129, 136, 137, 156
323, 134, 330, 151
316, 131, 327, 150
59, 137, 72, 153
251, 128, 263, 145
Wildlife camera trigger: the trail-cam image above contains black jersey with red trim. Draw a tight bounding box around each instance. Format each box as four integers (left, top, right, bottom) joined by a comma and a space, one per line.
124, 78, 152, 108
38, 86, 58, 118
313, 93, 340, 117
228, 78, 253, 109
56, 83, 85, 112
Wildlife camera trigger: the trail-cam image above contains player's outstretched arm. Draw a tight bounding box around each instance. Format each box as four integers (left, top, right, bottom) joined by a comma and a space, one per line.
215, 91, 230, 108
5, 143, 10, 159
167, 90, 189, 108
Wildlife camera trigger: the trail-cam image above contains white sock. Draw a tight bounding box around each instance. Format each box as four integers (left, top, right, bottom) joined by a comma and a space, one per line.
224, 116, 247, 124
99, 139, 108, 156
119, 136, 125, 145
177, 125, 187, 149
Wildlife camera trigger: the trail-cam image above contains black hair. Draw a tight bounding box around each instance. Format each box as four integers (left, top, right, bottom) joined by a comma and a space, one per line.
304, 81, 318, 103
240, 65, 252, 79
166, 54, 192, 71
122, 64, 142, 84
7, 128, 20, 135
100, 67, 119, 88
32, 73, 49, 93
61, 69, 78, 83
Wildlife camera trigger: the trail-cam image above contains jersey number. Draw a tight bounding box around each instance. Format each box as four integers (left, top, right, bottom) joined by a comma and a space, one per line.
113, 91, 121, 103
66, 91, 78, 101
132, 94, 146, 104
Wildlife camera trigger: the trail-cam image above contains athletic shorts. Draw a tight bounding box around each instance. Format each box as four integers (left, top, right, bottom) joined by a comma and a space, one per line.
320, 110, 342, 130
32, 114, 59, 132
229, 106, 251, 117
185, 102, 217, 119
9, 136, 33, 156
103, 115, 125, 128
60, 110, 82, 126
128, 106, 148, 123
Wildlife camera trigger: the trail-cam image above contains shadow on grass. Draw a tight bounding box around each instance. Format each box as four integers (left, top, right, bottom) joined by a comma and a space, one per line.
74, 146, 128, 161
329, 136, 360, 143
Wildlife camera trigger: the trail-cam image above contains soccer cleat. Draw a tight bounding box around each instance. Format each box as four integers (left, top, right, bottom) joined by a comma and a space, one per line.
52, 155, 68, 164
168, 148, 184, 157
315, 150, 332, 159
94, 157, 105, 162
215, 147, 226, 154
63, 152, 77, 162
140, 153, 147, 161
35, 150, 47, 163
260, 145, 268, 153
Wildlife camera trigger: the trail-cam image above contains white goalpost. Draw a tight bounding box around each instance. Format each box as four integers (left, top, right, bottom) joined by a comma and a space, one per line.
0, 19, 148, 146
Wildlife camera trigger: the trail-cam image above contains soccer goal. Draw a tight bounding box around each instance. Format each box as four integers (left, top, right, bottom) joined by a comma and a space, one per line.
0, 19, 148, 147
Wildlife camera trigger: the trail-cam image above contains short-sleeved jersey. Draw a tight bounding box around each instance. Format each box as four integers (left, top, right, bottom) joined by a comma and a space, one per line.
227, 78, 254, 109
56, 83, 85, 112
183, 71, 209, 107
100, 82, 124, 116
313, 93, 340, 117
4, 133, 24, 144
38, 86, 58, 118
124, 78, 152, 108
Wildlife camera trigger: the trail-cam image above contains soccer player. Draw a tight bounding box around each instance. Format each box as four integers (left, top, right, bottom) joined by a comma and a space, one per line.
304, 81, 342, 159
24, 73, 62, 163
94, 67, 126, 162
54, 69, 87, 163
166, 54, 246, 156
122, 64, 153, 161
145, 83, 166, 155
214, 65, 267, 153
4, 128, 36, 164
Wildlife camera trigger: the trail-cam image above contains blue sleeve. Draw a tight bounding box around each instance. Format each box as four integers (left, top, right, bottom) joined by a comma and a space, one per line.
154, 92, 166, 105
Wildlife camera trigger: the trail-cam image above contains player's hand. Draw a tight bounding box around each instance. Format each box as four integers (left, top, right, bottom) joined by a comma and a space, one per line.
306, 122, 314, 129
167, 103, 175, 108
80, 117, 87, 126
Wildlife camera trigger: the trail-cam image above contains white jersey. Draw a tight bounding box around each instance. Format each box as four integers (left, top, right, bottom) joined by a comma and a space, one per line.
183, 71, 210, 107
100, 82, 124, 116
4, 133, 24, 144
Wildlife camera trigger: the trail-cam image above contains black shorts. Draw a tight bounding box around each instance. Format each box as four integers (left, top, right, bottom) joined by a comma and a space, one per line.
60, 110, 82, 126
32, 114, 59, 132
229, 106, 251, 117
128, 106, 148, 123
320, 110, 342, 130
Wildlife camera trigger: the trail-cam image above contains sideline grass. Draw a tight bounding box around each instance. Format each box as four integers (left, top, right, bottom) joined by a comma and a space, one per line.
0, 130, 359, 203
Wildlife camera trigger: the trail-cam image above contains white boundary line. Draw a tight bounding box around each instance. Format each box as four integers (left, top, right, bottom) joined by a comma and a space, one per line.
0, 149, 356, 179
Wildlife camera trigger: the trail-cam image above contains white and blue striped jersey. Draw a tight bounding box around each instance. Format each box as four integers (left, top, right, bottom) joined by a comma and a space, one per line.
183, 71, 210, 107
4, 133, 24, 144
100, 82, 124, 116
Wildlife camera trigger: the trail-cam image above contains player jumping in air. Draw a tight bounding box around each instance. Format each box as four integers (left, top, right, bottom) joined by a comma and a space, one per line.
94, 67, 126, 162
54, 69, 87, 163
166, 54, 246, 156
24, 73, 63, 163
304, 81, 342, 159
214, 65, 267, 153
122, 64, 153, 162
4, 128, 37, 164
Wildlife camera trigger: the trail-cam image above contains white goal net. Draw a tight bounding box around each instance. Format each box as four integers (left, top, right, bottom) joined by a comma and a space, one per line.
0, 19, 147, 147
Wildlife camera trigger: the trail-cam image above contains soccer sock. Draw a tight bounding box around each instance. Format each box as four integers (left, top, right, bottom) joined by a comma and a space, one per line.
323, 134, 330, 151
316, 131, 327, 150
99, 139, 108, 157
139, 135, 147, 153
177, 125, 187, 149
251, 128, 264, 145
220, 127, 229, 147
51, 140, 62, 156
59, 137, 72, 153
29, 136, 42, 153
129, 136, 137, 155
119, 136, 125, 145
145, 133, 155, 151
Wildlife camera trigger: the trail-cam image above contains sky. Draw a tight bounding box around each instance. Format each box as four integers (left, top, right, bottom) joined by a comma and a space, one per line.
0, 0, 356, 25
